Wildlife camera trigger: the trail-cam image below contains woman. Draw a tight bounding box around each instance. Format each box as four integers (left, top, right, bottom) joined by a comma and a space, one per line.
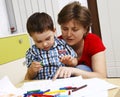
53, 1, 107, 79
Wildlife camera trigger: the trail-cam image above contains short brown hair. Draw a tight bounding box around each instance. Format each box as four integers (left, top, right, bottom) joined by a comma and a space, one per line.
27, 12, 54, 36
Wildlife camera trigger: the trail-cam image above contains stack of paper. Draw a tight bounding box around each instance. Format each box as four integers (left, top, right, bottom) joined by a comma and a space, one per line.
21, 76, 118, 97
0, 76, 119, 97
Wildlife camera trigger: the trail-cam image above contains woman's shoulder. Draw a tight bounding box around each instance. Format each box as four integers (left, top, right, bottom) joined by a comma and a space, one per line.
84, 33, 106, 54
86, 33, 100, 39
85, 33, 103, 43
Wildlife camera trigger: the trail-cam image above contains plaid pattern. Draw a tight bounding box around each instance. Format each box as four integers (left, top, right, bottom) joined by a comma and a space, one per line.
25, 37, 77, 79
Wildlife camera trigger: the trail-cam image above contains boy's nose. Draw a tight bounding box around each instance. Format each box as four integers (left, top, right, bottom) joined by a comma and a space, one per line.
43, 42, 48, 46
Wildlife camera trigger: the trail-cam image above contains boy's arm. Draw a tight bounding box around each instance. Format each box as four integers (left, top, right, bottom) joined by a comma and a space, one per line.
24, 61, 43, 80
25, 68, 38, 80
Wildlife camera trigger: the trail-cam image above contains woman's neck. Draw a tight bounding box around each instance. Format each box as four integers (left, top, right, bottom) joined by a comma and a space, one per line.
72, 39, 84, 57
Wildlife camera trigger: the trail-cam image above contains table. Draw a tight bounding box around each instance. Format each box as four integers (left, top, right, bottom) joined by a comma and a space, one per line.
105, 78, 120, 97
16, 78, 120, 97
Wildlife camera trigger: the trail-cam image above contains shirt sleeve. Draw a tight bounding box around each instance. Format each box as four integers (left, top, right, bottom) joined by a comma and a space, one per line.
65, 44, 77, 58
25, 47, 39, 68
86, 34, 106, 55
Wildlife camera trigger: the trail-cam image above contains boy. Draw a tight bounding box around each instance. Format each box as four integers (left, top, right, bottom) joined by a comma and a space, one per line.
25, 12, 78, 80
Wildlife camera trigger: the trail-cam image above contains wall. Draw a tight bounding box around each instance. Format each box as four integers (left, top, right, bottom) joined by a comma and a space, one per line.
97, 0, 120, 77
0, 0, 11, 36
6, 0, 61, 36
5, 0, 88, 37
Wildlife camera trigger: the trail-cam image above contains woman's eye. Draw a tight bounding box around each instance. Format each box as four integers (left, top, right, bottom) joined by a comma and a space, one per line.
46, 37, 51, 41
72, 28, 79, 32
62, 28, 68, 31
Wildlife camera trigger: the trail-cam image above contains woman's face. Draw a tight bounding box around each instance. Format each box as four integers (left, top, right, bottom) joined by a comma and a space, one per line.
60, 19, 87, 46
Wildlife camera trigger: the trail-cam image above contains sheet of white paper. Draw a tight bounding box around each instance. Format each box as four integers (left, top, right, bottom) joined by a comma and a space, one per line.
21, 76, 119, 97
70, 78, 118, 97
0, 76, 16, 94
0, 76, 119, 97
71, 90, 108, 97
84, 78, 118, 90
0, 76, 23, 96
22, 76, 84, 91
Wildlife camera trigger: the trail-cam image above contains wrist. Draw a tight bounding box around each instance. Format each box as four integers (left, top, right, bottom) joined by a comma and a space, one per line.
27, 68, 37, 80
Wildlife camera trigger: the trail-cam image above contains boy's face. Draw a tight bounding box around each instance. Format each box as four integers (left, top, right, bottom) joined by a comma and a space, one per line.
31, 30, 56, 51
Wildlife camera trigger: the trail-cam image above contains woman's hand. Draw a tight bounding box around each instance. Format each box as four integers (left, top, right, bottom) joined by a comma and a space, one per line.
52, 67, 73, 80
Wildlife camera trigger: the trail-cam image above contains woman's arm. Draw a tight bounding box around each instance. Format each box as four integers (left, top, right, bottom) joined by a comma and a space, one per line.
53, 51, 107, 80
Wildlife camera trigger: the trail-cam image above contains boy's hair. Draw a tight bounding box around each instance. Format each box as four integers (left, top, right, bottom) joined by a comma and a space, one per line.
26, 12, 54, 36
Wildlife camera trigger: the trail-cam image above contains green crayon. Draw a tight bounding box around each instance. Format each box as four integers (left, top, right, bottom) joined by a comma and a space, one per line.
40, 61, 44, 66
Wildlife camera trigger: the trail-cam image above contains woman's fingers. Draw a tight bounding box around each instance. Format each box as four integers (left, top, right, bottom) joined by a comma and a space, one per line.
52, 67, 72, 80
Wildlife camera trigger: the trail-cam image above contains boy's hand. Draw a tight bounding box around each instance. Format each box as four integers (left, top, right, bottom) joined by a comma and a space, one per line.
29, 61, 43, 73
60, 55, 77, 66
25, 61, 43, 80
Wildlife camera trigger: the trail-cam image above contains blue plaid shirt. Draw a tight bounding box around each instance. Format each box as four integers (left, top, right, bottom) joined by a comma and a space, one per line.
25, 37, 77, 80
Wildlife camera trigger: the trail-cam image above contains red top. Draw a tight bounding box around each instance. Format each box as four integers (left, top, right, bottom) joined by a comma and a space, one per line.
79, 33, 106, 68
59, 33, 106, 68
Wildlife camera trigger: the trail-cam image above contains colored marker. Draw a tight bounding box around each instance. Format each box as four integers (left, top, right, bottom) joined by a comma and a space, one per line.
43, 89, 51, 94
27, 89, 41, 93
40, 61, 44, 66
44, 90, 67, 95
31, 94, 54, 97
59, 86, 77, 90
72, 84, 87, 92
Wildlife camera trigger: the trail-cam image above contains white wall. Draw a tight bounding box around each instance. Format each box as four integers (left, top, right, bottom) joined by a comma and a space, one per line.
0, 0, 11, 37
5, 0, 88, 37
58, 0, 88, 12
97, 0, 120, 77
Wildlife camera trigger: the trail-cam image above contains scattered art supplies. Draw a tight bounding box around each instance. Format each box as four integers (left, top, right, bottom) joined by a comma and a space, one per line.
0, 76, 119, 97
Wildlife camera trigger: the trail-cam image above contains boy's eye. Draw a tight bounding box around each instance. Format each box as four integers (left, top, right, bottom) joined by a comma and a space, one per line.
37, 41, 42, 43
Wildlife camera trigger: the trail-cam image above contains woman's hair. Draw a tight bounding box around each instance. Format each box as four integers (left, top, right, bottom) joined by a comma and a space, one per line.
26, 12, 54, 36
58, 1, 92, 33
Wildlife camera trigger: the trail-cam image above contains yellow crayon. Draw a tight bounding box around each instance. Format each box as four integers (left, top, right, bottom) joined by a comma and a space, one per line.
44, 90, 67, 95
